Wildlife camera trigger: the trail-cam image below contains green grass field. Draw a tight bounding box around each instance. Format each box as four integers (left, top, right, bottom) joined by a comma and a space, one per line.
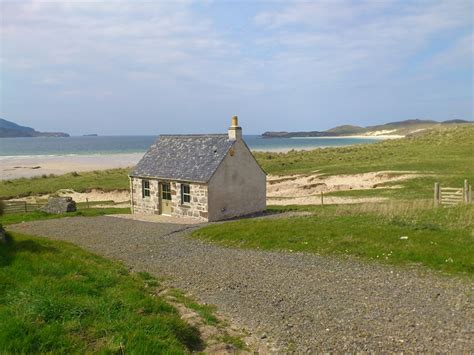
0, 168, 130, 199
0, 207, 130, 226
0, 233, 203, 353
258, 126, 474, 200
193, 203, 473, 276
255, 126, 473, 176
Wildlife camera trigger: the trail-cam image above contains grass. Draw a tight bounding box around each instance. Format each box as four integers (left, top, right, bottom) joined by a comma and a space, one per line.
256, 126, 474, 199
193, 203, 474, 276
0, 207, 130, 226
0, 168, 130, 199
166, 289, 219, 326
256, 126, 473, 176
0, 232, 204, 353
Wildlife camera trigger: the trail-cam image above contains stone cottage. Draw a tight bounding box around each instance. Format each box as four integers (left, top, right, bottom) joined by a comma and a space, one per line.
129, 116, 266, 221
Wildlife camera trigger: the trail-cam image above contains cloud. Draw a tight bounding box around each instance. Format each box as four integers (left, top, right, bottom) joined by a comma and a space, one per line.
252, 0, 472, 86
1, 0, 261, 95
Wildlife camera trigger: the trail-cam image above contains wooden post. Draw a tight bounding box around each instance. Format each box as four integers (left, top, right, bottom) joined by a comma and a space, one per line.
86, 198, 90, 209
464, 180, 469, 203
434, 182, 440, 207
321, 191, 324, 206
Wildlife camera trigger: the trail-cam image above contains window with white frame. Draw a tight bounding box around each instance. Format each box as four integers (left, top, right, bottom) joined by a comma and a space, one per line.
142, 179, 151, 198
181, 184, 191, 204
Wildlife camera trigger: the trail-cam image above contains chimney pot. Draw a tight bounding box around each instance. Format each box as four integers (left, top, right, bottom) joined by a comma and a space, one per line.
231, 115, 239, 127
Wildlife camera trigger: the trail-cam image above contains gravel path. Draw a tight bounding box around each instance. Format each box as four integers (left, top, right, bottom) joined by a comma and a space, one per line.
9, 216, 473, 352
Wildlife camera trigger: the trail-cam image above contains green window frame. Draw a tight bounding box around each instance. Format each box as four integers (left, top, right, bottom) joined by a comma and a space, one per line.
181, 184, 191, 204
142, 179, 150, 198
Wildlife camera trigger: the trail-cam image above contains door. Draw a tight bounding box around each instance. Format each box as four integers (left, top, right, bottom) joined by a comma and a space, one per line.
160, 182, 172, 215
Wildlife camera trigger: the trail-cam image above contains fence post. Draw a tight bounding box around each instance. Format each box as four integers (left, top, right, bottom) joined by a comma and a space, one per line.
434, 182, 440, 207
464, 180, 469, 203
321, 191, 324, 206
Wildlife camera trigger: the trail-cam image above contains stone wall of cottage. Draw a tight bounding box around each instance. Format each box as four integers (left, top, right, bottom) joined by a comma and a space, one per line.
170, 182, 208, 220
130, 177, 160, 214
130, 177, 209, 220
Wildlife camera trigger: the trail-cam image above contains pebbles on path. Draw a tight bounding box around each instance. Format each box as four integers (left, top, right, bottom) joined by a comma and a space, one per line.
9, 216, 473, 352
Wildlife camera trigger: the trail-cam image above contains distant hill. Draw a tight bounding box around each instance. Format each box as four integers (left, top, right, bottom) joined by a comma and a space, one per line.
262, 119, 473, 138
326, 125, 366, 135
0, 118, 70, 138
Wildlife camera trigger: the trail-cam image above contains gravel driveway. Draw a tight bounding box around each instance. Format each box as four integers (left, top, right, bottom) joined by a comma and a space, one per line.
9, 216, 473, 352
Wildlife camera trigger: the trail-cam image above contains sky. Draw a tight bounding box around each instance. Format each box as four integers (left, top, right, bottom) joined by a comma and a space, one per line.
0, 0, 472, 136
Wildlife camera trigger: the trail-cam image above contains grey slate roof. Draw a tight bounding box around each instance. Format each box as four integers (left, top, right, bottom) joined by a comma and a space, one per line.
130, 134, 235, 183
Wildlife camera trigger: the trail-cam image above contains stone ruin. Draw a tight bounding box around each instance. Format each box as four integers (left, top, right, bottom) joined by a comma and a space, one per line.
41, 196, 77, 214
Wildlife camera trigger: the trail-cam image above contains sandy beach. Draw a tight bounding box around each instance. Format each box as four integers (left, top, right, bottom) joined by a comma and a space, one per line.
291, 134, 405, 140
0, 153, 142, 180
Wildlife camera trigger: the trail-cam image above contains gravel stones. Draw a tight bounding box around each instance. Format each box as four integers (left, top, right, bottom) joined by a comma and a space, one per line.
41, 197, 77, 214
8, 216, 473, 352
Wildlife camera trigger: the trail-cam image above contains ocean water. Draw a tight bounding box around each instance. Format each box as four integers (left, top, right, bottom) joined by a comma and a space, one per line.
0, 135, 381, 157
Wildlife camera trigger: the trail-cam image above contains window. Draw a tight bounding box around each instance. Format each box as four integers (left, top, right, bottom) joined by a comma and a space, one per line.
161, 182, 171, 200
142, 179, 150, 198
181, 184, 191, 204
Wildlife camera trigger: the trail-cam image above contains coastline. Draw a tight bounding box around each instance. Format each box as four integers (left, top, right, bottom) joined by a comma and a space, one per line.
0, 135, 400, 180
291, 134, 405, 140
0, 153, 143, 180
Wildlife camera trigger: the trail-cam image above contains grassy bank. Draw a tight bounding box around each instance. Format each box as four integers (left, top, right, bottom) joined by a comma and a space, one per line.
0, 207, 130, 226
255, 126, 473, 176
0, 168, 130, 199
257, 126, 474, 200
193, 203, 473, 275
0, 233, 203, 353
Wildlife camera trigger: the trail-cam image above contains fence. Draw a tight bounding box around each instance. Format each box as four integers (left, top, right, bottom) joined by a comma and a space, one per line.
434, 180, 472, 207
3, 201, 45, 214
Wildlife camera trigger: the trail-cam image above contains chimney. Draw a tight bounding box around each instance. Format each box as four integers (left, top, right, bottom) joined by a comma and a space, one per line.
228, 115, 242, 140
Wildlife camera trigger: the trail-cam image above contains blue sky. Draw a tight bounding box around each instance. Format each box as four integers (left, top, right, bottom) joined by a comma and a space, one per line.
0, 0, 472, 135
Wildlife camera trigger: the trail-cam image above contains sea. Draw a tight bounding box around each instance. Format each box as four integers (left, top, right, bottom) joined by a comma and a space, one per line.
0, 135, 381, 157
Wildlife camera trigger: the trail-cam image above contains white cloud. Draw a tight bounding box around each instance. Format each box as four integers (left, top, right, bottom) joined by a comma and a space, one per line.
252, 0, 472, 86
1, 0, 261, 94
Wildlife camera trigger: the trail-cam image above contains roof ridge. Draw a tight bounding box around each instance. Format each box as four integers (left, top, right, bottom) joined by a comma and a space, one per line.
160, 133, 227, 137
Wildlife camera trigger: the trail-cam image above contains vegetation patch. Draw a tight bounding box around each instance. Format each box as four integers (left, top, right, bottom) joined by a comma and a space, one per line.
0, 207, 130, 226
0, 168, 130, 199
166, 289, 220, 326
256, 126, 474, 199
0, 232, 203, 353
194, 203, 473, 275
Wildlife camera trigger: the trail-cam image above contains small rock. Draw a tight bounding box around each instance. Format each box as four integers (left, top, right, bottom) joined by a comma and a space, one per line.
400, 236, 409, 240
